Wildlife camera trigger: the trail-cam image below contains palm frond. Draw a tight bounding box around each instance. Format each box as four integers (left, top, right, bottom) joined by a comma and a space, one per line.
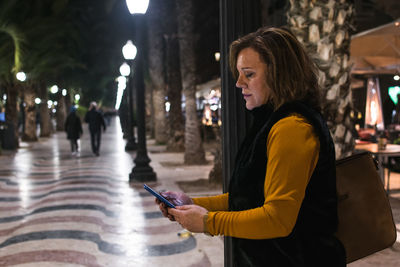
0, 23, 25, 73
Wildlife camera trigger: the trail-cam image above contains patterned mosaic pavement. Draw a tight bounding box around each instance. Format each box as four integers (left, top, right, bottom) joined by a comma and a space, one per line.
0, 117, 224, 267
1, 116, 400, 266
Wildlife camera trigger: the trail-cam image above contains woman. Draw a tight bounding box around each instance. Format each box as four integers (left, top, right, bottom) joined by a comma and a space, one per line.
65, 106, 83, 155
156, 27, 346, 266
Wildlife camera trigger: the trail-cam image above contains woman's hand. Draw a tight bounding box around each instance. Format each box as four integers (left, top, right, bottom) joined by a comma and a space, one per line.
156, 191, 193, 221
168, 205, 208, 233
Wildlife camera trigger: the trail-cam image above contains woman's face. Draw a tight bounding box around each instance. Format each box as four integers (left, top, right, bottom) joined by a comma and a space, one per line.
235, 47, 271, 110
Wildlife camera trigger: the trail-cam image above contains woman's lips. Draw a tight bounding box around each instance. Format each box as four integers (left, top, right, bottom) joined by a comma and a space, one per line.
243, 94, 251, 99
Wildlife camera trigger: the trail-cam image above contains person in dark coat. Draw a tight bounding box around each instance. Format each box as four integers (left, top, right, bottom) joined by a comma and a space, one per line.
155, 26, 346, 266
84, 101, 106, 156
65, 106, 83, 155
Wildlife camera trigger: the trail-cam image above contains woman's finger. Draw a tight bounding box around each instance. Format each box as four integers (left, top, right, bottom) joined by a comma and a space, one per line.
167, 214, 175, 221
168, 207, 181, 217
174, 205, 191, 210
159, 203, 169, 218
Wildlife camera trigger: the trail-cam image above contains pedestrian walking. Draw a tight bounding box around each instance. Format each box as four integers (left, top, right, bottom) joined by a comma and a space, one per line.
155, 26, 346, 266
65, 106, 83, 155
84, 101, 106, 156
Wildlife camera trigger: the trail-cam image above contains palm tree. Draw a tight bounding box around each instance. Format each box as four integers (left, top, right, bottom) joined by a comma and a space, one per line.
164, 0, 185, 152
176, 0, 206, 164
21, 82, 38, 141
37, 81, 51, 137
20, 7, 81, 138
147, 0, 168, 144
0, 0, 83, 140
288, 0, 356, 159
0, 21, 24, 148
17, 0, 125, 136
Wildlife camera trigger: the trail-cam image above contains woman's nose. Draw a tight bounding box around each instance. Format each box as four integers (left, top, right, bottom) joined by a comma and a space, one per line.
236, 75, 244, 88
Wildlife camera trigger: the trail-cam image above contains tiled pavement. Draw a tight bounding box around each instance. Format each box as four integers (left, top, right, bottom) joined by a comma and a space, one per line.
0, 116, 398, 266
0, 117, 223, 267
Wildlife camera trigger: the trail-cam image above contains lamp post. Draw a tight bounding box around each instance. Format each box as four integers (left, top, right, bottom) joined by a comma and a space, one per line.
119, 56, 137, 151
125, 0, 156, 182
16, 71, 27, 137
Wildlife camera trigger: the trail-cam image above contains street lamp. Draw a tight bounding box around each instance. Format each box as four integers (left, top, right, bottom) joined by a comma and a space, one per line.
16, 71, 26, 82
125, 0, 156, 182
126, 0, 149, 14
50, 85, 59, 94
119, 58, 137, 151
120, 62, 131, 76
122, 40, 137, 60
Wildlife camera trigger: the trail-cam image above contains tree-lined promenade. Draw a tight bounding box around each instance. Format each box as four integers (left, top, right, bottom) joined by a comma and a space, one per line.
0, 0, 218, 167
0, 0, 398, 171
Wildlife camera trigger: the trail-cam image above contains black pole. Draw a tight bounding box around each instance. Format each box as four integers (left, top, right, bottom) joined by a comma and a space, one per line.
220, 0, 262, 266
130, 14, 156, 182
125, 60, 138, 151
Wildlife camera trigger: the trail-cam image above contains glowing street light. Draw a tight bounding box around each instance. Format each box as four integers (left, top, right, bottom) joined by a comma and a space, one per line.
115, 76, 127, 110
126, 0, 149, 14
120, 62, 131, 77
50, 85, 59, 94
122, 41, 138, 151
122, 40, 137, 60
117, 76, 127, 87
214, 52, 221, 61
16, 72, 26, 82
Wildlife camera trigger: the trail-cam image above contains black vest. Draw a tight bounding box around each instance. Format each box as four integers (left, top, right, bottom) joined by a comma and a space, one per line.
228, 102, 346, 267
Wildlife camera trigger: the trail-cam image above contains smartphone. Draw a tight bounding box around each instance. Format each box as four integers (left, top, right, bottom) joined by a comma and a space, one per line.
143, 184, 176, 208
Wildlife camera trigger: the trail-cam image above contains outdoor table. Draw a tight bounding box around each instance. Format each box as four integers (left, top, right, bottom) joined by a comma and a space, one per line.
355, 142, 400, 188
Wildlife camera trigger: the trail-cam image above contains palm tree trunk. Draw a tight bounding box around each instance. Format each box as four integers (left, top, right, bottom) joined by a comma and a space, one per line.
21, 83, 38, 141
176, 0, 206, 164
38, 81, 51, 137
64, 91, 72, 112
56, 91, 66, 131
165, 0, 184, 152
144, 78, 154, 138
288, 0, 356, 159
208, 127, 222, 184
4, 81, 19, 149
147, 0, 168, 143
153, 85, 167, 143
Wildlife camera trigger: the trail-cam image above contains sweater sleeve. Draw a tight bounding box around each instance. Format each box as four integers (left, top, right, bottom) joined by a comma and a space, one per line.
205, 115, 320, 239
192, 193, 229, 211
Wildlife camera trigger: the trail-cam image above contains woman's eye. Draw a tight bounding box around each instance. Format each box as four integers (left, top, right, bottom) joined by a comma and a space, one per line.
245, 72, 254, 78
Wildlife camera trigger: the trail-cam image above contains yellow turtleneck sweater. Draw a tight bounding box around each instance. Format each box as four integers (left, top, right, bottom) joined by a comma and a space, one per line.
193, 114, 320, 239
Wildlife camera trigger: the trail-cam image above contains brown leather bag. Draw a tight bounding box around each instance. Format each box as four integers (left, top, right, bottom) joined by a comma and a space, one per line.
335, 151, 397, 263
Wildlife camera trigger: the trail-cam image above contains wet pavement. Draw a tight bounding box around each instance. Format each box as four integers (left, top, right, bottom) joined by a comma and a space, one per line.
0, 117, 223, 267
0, 116, 398, 266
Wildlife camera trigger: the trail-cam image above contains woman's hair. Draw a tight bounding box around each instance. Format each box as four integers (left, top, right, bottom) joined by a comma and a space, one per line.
229, 27, 321, 111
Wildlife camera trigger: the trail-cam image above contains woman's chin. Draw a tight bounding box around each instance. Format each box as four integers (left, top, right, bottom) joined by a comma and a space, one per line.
244, 99, 258, 110
245, 104, 255, 110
